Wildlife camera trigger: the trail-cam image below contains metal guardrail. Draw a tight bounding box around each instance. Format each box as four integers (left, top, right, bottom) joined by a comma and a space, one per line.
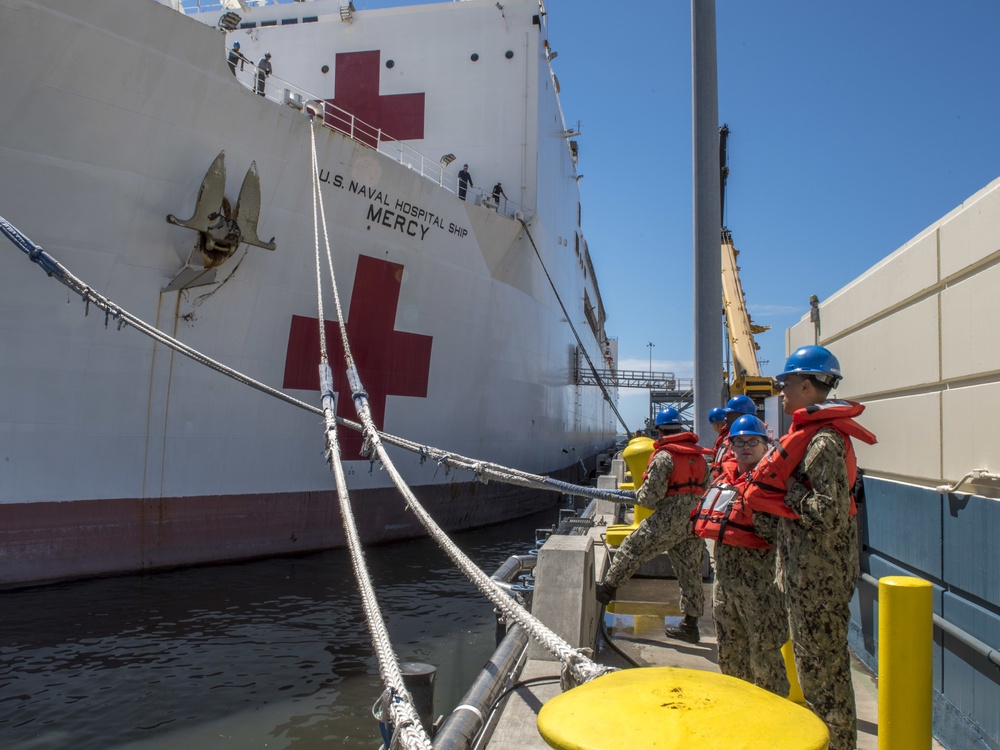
211, 9, 533, 219
228, 63, 532, 218
577, 368, 689, 390
858, 573, 1000, 670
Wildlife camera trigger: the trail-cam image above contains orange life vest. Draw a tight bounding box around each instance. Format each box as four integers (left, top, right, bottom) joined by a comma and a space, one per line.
644, 432, 711, 496
742, 400, 877, 519
692, 462, 772, 549
710, 427, 732, 481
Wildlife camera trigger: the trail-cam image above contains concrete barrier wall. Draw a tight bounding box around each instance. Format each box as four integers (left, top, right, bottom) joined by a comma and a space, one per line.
788, 176, 1000, 749
788, 175, 1000, 491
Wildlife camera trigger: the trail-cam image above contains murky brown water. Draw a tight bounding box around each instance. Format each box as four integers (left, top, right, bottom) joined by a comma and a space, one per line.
0, 509, 557, 750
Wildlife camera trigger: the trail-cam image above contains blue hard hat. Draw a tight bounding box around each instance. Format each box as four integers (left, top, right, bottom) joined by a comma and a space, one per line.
654, 408, 682, 427
724, 395, 756, 415
708, 407, 726, 424
776, 345, 842, 387
729, 414, 769, 439
233, 41, 240, 48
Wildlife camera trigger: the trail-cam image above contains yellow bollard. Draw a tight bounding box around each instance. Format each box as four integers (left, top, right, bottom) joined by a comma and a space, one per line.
782, 639, 806, 704
606, 437, 654, 547
537, 667, 829, 750
621, 436, 654, 492
878, 576, 933, 749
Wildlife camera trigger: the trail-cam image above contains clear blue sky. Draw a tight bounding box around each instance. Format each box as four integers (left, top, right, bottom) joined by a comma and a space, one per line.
545, 0, 1000, 431
349, 0, 1000, 432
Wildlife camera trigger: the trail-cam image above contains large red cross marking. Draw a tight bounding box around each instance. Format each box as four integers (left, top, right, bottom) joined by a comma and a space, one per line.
324, 50, 425, 147
282, 255, 433, 460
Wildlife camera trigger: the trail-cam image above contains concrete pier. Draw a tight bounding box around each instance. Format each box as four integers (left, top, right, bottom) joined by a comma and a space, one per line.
483, 524, 947, 750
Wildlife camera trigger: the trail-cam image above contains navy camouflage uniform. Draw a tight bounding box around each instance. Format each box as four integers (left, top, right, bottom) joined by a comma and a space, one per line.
772, 428, 859, 750
604, 449, 707, 617
713, 540, 788, 695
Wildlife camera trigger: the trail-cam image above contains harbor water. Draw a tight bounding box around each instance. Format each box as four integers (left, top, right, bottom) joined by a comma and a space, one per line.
0, 507, 562, 750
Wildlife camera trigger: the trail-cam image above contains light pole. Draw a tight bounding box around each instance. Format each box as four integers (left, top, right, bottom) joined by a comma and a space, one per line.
647, 341, 655, 427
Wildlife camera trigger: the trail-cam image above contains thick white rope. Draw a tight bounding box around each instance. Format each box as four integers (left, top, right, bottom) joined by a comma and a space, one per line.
362, 402, 617, 688
305, 125, 618, 693
307, 125, 434, 750
3, 189, 624, 739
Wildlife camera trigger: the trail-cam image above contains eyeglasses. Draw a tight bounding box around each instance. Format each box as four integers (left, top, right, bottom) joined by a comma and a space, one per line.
731, 437, 764, 448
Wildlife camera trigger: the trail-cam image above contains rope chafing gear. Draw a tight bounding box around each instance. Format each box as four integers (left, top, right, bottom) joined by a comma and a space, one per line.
0, 214, 634, 507
517, 217, 631, 436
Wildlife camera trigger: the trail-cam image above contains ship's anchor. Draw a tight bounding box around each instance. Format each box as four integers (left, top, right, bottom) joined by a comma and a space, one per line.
166, 151, 276, 270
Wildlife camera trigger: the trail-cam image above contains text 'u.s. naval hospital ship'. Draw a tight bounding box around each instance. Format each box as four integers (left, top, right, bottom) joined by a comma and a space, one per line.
0, 0, 621, 588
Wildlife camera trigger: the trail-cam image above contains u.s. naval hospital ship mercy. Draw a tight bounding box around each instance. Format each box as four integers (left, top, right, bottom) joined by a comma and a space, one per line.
0, 0, 619, 588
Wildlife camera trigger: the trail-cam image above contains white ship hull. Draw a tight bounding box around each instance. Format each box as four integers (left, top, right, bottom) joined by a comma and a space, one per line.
0, 0, 617, 586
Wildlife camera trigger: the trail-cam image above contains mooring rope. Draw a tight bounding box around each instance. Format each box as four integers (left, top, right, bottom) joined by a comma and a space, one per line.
303, 121, 618, 703
3, 195, 624, 745
0, 216, 323, 415
305, 127, 435, 750
0, 213, 634, 510
517, 218, 631, 436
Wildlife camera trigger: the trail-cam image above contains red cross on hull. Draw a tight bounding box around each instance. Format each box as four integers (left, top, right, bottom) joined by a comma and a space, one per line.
324, 50, 425, 147
282, 255, 433, 460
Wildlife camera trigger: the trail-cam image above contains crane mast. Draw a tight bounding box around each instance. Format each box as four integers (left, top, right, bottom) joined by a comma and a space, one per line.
719, 125, 779, 403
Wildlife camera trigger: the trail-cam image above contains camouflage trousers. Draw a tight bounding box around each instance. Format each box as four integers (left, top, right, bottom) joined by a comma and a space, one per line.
713, 544, 789, 696
786, 579, 857, 750
604, 504, 706, 617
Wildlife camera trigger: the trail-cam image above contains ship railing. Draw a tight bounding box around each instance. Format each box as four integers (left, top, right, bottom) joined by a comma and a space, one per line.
230, 64, 533, 220
177, 0, 289, 11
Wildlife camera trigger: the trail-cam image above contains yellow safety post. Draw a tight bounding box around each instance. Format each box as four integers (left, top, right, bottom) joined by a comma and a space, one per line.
781, 639, 806, 704
606, 436, 653, 547
537, 667, 829, 750
878, 575, 933, 749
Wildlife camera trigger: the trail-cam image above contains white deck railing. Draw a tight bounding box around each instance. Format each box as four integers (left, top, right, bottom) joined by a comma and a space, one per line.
227, 53, 531, 219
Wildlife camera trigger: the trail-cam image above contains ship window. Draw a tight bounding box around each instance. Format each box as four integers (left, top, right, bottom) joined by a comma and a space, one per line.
261, 20, 277, 27
281, 18, 298, 25
303, 16, 319, 23
240, 21, 256, 28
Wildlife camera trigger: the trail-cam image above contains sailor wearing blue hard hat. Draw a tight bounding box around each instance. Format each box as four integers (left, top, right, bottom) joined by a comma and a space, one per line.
597, 407, 709, 646
227, 40, 245, 75
256, 51, 273, 97
654, 407, 683, 429
708, 395, 756, 480
724, 394, 756, 425
707, 406, 727, 435
776, 345, 842, 415
741, 344, 875, 750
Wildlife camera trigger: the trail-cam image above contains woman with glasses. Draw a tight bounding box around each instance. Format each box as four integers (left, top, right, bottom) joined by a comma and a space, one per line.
693, 413, 789, 696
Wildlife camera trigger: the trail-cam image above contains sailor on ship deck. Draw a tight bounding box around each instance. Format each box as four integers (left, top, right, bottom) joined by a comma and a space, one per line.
256, 52, 272, 96
458, 164, 473, 201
